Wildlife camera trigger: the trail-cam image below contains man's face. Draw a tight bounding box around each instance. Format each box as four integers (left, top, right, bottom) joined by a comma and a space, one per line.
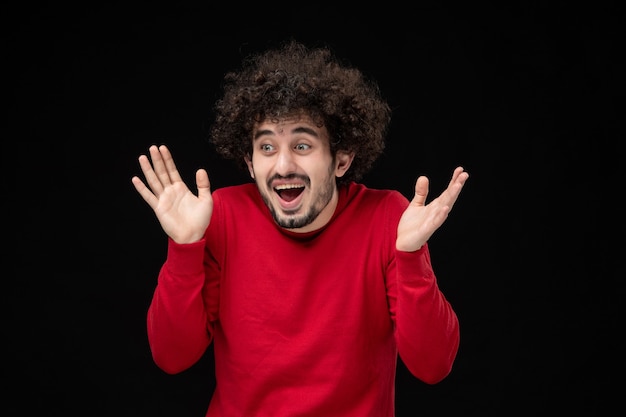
245, 115, 353, 233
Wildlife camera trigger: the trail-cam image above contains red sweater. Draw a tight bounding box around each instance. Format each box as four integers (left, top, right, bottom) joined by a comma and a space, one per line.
147, 182, 459, 417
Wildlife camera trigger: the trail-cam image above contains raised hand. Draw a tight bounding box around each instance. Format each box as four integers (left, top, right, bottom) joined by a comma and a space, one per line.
396, 167, 469, 252
131, 145, 213, 244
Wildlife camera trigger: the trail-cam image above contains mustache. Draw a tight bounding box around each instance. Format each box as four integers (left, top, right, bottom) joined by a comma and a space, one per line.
267, 173, 310, 187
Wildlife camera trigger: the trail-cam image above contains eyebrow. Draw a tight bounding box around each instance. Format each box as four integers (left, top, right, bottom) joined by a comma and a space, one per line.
253, 126, 320, 140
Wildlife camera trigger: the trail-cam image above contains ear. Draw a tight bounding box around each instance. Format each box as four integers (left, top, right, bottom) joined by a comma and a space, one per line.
334, 151, 355, 178
244, 155, 255, 179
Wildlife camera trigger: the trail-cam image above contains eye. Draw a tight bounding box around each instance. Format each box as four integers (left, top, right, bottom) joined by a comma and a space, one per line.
295, 143, 311, 151
260, 144, 275, 152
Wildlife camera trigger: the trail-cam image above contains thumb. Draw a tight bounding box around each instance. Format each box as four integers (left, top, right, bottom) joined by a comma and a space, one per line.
195, 168, 212, 198
411, 175, 429, 207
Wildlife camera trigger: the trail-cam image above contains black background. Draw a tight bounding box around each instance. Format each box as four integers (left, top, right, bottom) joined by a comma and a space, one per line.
7, 1, 623, 416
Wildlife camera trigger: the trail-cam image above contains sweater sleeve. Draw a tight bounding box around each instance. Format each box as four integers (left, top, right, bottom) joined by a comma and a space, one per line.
392, 246, 460, 384
146, 238, 216, 374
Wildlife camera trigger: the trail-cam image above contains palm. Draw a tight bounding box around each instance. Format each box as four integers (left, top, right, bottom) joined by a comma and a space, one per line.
132, 145, 213, 244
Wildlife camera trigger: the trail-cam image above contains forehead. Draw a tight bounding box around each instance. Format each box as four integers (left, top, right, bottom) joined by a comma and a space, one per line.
253, 114, 328, 137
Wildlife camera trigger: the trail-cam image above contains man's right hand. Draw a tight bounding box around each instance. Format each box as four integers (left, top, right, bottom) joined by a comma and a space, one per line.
131, 144, 213, 244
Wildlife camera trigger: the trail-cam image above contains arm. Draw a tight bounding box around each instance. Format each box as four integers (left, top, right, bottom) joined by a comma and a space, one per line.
393, 167, 469, 383
147, 238, 217, 374
132, 145, 216, 373
393, 246, 460, 384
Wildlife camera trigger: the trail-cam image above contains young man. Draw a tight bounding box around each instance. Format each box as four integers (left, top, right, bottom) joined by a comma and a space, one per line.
132, 40, 469, 417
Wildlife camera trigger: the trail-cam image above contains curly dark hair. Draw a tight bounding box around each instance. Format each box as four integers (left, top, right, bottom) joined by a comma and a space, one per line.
209, 40, 392, 186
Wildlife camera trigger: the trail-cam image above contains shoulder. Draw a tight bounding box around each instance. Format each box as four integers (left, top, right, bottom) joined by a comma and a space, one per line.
210, 183, 265, 215
340, 182, 409, 218
206, 183, 269, 238
212, 183, 258, 202
343, 182, 409, 206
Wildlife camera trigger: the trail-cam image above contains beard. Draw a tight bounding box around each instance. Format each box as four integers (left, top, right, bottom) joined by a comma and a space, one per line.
257, 163, 336, 229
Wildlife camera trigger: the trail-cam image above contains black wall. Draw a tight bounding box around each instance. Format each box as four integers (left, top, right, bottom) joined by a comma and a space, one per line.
8, 2, 622, 416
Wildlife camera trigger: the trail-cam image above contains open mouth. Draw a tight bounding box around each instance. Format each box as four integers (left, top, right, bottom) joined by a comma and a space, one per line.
274, 184, 305, 202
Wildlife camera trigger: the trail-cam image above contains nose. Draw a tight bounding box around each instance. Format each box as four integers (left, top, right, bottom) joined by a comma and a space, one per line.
275, 148, 297, 176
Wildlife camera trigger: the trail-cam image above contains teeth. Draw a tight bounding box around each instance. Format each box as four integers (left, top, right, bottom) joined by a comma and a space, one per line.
274, 184, 304, 191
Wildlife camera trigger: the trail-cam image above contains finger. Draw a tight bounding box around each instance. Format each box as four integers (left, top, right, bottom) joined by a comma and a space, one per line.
131, 175, 159, 210
411, 175, 430, 207
138, 153, 165, 196
149, 145, 174, 187
158, 145, 185, 184
449, 166, 469, 186
450, 167, 469, 193
441, 166, 469, 208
